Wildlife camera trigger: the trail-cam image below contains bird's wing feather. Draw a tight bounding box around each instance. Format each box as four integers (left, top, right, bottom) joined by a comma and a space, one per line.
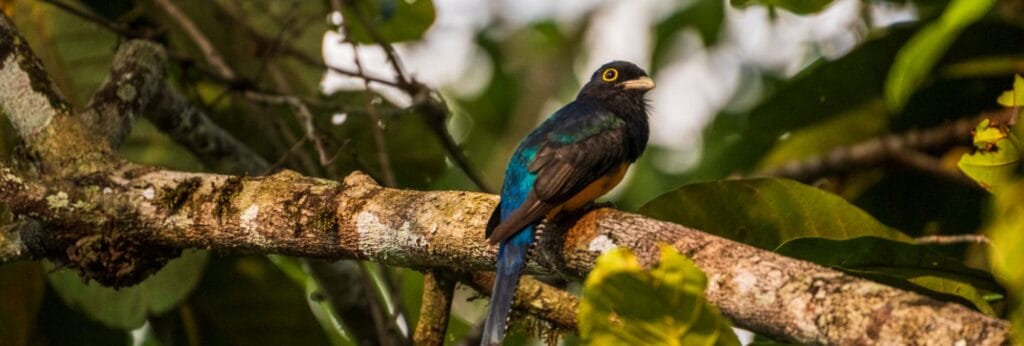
486, 111, 627, 244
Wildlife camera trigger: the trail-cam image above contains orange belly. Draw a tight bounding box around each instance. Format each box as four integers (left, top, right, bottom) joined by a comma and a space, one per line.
547, 163, 630, 218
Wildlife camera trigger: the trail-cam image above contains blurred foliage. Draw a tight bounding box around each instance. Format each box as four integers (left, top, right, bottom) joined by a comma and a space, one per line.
1, 0, 1024, 344
338, 0, 435, 43
730, 0, 835, 14
0, 261, 45, 346
579, 246, 738, 346
988, 180, 1024, 345
884, 0, 996, 111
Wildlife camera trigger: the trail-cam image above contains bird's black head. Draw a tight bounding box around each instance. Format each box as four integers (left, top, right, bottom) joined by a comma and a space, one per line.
577, 61, 654, 115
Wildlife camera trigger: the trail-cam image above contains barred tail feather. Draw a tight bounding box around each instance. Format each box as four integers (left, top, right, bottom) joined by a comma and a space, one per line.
481, 228, 532, 346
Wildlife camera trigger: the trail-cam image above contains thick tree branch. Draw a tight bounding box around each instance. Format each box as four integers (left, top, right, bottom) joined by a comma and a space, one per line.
0, 16, 110, 174
0, 164, 1008, 345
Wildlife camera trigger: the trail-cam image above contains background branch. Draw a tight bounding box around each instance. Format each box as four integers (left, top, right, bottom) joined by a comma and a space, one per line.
760, 109, 1016, 183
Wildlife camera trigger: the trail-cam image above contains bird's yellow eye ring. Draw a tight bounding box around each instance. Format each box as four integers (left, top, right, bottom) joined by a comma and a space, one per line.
601, 68, 619, 82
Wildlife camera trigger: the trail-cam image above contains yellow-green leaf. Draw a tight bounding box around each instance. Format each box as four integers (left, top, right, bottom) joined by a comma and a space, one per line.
988, 181, 1024, 344
996, 75, 1024, 107
580, 246, 739, 346
957, 119, 1020, 192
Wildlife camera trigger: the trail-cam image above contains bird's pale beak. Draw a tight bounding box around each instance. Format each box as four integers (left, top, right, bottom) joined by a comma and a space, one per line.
619, 76, 655, 91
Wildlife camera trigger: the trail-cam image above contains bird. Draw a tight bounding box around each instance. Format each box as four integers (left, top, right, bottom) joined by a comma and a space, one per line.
481, 60, 655, 345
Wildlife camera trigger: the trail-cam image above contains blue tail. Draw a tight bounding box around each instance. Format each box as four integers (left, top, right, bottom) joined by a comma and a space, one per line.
481, 226, 534, 346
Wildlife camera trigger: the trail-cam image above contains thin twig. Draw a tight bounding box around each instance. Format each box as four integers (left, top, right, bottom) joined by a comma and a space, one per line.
345, 0, 412, 89
40, 0, 143, 38
915, 234, 991, 245
887, 150, 977, 187
349, 39, 398, 187
154, 0, 237, 80
337, 0, 492, 193
243, 91, 336, 166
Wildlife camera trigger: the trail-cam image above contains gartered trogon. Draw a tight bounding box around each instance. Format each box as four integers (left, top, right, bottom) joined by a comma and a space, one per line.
481, 61, 655, 345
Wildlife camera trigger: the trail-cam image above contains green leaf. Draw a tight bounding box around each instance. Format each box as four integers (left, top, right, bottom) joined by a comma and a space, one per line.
988, 182, 1024, 344
996, 75, 1024, 106
265, 256, 361, 346
638, 178, 910, 250
341, 0, 436, 43
884, 0, 996, 111
580, 246, 739, 346
305, 277, 357, 346
729, 0, 834, 14
957, 119, 1021, 192
775, 237, 1002, 314
46, 250, 208, 330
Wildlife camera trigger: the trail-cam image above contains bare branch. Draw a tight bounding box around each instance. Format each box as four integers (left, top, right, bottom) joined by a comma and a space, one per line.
760, 108, 1016, 182
154, 0, 237, 80
915, 234, 991, 245
413, 271, 456, 346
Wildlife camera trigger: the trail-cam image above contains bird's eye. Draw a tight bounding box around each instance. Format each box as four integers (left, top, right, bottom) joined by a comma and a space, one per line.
601, 68, 619, 82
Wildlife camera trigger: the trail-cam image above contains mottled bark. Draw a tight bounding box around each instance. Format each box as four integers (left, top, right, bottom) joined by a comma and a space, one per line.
466, 273, 579, 330
413, 271, 456, 346
0, 166, 1009, 345
81, 40, 167, 148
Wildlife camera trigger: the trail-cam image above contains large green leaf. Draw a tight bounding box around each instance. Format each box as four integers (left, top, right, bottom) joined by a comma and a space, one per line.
580, 246, 739, 346
639, 178, 910, 250
884, 0, 996, 111
341, 0, 436, 43
989, 181, 1024, 344
775, 237, 1002, 314
729, 0, 834, 14
46, 250, 208, 330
